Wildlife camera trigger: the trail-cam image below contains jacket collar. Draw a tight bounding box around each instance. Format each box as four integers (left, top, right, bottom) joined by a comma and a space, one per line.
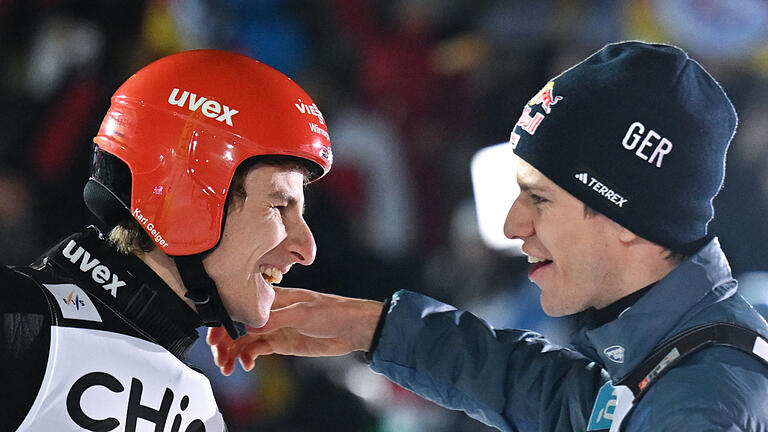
44, 226, 202, 360
570, 237, 736, 382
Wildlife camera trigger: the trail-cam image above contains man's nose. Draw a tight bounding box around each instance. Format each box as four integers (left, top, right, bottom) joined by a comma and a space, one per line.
503, 198, 535, 240
287, 216, 316, 265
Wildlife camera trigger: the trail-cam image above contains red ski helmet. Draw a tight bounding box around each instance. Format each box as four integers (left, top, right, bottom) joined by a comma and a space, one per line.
90, 50, 332, 256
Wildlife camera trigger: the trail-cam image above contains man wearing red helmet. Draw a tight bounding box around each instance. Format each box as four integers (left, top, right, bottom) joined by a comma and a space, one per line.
0, 50, 332, 431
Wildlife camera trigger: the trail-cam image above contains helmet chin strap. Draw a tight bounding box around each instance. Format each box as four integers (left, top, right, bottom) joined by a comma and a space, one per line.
175, 254, 246, 340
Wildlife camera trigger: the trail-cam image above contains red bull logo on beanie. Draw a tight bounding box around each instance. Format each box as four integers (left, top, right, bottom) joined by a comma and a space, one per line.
528, 81, 563, 114
510, 81, 563, 148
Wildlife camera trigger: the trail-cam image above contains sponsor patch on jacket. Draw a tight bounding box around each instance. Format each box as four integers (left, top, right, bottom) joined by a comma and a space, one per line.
603, 345, 625, 363
44, 283, 102, 323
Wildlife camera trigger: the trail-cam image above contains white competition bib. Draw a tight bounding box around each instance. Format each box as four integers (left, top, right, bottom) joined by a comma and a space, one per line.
17, 302, 225, 431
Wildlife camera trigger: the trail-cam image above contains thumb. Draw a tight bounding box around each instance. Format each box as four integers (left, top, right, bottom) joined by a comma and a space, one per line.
271, 286, 319, 309
248, 302, 312, 334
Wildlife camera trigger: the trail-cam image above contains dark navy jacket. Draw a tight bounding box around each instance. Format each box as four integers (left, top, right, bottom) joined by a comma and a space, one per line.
369, 238, 768, 431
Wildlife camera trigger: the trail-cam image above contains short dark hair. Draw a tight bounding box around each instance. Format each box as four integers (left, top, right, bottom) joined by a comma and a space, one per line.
109, 156, 311, 255
582, 203, 688, 265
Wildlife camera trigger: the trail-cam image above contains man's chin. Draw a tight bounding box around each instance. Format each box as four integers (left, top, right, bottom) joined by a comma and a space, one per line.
540, 296, 583, 317
541, 306, 567, 317
245, 314, 269, 329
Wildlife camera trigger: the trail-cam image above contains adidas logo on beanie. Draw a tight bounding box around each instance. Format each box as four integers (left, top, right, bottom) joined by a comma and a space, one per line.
510, 41, 737, 254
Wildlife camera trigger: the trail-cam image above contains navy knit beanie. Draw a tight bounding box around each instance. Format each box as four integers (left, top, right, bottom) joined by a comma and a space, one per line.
510, 41, 737, 254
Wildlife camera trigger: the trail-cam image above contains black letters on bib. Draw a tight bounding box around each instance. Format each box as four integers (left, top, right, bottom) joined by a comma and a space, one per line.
67, 372, 123, 431
126, 378, 173, 432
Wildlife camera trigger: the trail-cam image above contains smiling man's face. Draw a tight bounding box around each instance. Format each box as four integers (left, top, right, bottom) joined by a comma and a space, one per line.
202, 163, 316, 328
503, 160, 626, 316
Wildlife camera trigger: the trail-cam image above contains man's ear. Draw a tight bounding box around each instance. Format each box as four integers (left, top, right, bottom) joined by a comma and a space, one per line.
602, 215, 638, 245
617, 225, 639, 244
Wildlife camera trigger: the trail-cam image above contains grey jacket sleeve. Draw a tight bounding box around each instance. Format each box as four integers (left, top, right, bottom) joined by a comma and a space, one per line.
369, 290, 609, 432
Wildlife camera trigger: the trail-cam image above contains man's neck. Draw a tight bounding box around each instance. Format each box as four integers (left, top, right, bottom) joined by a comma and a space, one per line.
592, 282, 656, 326
588, 252, 681, 326
136, 248, 198, 312
594, 243, 682, 310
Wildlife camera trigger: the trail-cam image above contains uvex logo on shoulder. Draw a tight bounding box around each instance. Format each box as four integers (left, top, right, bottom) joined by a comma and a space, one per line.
168, 88, 239, 126
62, 240, 126, 297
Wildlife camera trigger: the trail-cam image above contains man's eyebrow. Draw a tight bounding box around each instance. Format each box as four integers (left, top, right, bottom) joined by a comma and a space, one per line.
268, 190, 306, 213
269, 190, 292, 201
518, 181, 551, 193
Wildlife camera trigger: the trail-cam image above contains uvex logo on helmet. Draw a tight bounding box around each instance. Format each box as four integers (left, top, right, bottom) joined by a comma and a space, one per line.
167, 88, 239, 126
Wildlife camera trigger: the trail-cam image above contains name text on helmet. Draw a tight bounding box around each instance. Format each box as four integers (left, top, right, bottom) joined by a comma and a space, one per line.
308, 122, 329, 140
133, 208, 169, 249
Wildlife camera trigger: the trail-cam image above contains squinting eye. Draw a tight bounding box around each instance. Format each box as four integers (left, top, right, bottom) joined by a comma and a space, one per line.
530, 194, 548, 204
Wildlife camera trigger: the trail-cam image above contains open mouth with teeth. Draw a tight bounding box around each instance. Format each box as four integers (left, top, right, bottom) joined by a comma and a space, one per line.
260, 265, 284, 285
527, 255, 553, 276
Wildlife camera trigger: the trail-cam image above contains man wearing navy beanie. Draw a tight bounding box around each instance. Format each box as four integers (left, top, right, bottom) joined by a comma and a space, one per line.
511, 41, 736, 255
208, 42, 768, 431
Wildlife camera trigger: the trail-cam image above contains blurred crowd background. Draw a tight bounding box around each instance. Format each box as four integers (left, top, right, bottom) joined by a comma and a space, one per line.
2, 0, 767, 430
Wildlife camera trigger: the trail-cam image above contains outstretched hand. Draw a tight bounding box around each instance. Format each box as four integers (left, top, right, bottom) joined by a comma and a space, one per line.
207, 287, 384, 376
